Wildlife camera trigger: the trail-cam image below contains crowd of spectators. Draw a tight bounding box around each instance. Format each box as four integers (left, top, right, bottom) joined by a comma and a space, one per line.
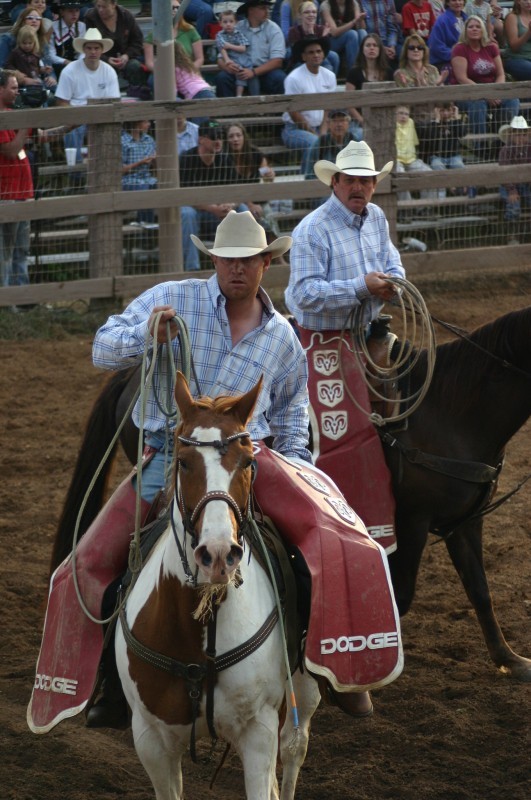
1, 0, 530, 283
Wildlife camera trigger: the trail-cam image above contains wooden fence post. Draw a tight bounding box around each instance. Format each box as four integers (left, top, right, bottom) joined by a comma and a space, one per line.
87, 99, 123, 280
363, 83, 398, 243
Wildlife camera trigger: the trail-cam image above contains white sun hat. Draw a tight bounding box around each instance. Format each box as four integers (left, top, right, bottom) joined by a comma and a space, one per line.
73, 28, 114, 55
314, 140, 393, 186
191, 210, 292, 259
498, 116, 531, 144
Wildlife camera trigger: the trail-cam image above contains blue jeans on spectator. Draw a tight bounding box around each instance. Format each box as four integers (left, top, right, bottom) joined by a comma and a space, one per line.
430, 154, 466, 199
503, 57, 531, 82
64, 125, 86, 163
180, 204, 248, 271
458, 98, 520, 139
329, 29, 366, 71
500, 183, 531, 221
216, 68, 286, 97
282, 122, 319, 178
183, 0, 215, 38
123, 183, 156, 225
0, 217, 30, 287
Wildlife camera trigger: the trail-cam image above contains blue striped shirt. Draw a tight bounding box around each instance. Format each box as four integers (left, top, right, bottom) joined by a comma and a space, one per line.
285, 193, 405, 330
93, 275, 311, 462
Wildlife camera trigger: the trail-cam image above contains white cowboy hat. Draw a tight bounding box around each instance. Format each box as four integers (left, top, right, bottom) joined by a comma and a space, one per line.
73, 28, 114, 55
498, 115, 531, 144
191, 210, 292, 259
314, 140, 393, 186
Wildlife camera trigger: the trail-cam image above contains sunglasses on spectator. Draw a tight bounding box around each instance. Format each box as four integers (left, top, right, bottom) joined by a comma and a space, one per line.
407, 45, 424, 51
27, 15, 42, 19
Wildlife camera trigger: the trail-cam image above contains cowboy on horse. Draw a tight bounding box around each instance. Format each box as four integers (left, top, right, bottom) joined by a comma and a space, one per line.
28, 211, 402, 737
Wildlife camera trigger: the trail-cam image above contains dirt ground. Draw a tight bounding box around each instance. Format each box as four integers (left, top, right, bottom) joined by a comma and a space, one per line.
1, 278, 530, 800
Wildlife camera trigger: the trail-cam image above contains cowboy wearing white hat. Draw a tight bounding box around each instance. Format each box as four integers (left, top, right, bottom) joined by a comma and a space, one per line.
191, 208, 291, 261
498, 116, 531, 246
285, 140, 404, 564
73, 27, 113, 56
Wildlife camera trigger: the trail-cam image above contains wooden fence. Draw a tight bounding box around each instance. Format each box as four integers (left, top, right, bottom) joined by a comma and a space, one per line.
1, 81, 530, 308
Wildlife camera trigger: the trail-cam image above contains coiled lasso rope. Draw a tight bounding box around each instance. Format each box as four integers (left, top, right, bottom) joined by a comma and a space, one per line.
71, 312, 192, 625
339, 277, 437, 427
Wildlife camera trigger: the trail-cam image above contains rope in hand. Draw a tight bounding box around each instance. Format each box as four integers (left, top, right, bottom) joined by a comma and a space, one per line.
341, 277, 437, 427
71, 312, 192, 626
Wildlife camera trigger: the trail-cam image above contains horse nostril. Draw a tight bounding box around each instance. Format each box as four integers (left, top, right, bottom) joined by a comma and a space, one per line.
195, 546, 212, 567
228, 545, 243, 566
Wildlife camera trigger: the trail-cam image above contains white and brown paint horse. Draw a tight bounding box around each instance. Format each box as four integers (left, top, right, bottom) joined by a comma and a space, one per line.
115, 372, 320, 800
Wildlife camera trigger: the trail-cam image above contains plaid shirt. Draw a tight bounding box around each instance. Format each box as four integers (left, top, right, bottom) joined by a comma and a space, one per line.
93, 275, 311, 461
285, 193, 405, 330
121, 131, 157, 188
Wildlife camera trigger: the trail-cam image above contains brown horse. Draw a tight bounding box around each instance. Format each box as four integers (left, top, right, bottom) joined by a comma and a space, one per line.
51, 307, 531, 681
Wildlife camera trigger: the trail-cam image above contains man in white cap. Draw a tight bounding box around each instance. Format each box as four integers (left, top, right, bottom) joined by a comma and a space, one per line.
40, 211, 400, 731
286, 140, 405, 555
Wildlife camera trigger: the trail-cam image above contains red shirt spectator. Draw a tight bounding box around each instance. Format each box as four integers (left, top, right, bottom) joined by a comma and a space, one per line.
402, 0, 436, 39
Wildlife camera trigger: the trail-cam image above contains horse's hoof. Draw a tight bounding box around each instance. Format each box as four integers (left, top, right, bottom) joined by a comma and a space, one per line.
326, 687, 374, 719
86, 697, 130, 730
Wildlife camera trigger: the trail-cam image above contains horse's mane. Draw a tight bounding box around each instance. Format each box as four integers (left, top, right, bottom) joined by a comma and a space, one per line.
416, 307, 531, 413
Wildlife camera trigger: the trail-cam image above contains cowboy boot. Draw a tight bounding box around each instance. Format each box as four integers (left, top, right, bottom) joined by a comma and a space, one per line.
86, 632, 130, 730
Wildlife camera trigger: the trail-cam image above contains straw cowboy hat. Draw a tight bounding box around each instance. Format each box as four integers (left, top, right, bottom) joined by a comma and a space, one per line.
314, 141, 393, 186
191, 210, 292, 259
73, 28, 114, 55
498, 115, 531, 144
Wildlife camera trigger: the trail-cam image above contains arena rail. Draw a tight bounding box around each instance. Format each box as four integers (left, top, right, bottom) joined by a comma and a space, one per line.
0, 81, 530, 308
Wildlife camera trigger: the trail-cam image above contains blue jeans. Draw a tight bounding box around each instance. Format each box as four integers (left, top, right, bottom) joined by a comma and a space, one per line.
430, 154, 466, 199
64, 125, 86, 164
503, 57, 531, 82
500, 183, 531, 221
0, 217, 30, 287
216, 68, 286, 97
282, 123, 319, 177
180, 204, 248, 271
123, 183, 157, 225
329, 29, 366, 70
458, 98, 520, 137
183, 0, 215, 37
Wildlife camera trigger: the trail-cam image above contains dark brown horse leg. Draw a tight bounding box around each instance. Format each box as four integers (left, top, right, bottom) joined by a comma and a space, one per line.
388, 514, 429, 616
445, 518, 531, 681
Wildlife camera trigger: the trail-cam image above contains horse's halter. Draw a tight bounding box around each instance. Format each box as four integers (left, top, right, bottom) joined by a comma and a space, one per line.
172, 431, 255, 582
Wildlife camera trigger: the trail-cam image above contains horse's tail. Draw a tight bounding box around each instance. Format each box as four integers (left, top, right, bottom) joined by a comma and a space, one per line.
49, 367, 139, 576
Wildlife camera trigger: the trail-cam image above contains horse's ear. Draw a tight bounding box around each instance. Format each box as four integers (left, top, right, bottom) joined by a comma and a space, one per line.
174, 371, 194, 418
233, 375, 263, 426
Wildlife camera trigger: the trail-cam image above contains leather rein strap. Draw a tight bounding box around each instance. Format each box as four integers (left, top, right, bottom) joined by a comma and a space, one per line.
379, 430, 501, 484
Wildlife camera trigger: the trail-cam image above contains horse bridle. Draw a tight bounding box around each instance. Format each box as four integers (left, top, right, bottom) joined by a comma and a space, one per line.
172, 431, 255, 583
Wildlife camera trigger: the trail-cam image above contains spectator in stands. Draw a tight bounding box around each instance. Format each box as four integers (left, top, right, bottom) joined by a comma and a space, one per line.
498, 115, 531, 244
286, 1, 340, 73
179, 0, 216, 39
463, 0, 502, 42
416, 101, 466, 197
305, 108, 357, 181
358, 0, 400, 66
84, 0, 145, 91
174, 41, 215, 105
345, 33, 393, 139
216, 0, 286, 97
429, 0, 445, 15
44, 28, 120, 161
395, 103, 437, 200
394, 31, 447, 83
401, 0, 436, 40
280, 0, 317, 38
281, 36, 337, 175
215, 9, 252, 96
49, 1, 86, 78
503, 0, 531, 81
179, 120, 249, 271
5, 23, 57, 97
226, 121, 275, 222
10, 0, 53, 29
143, 0, 204, 81
319, 0, 368, 70
427, 0, 466, 71
0, 8, 54, 73
176, 110, 199, 154
0, 69, 34, 290
451, 15, 519, 157
121, 119, 156, 226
